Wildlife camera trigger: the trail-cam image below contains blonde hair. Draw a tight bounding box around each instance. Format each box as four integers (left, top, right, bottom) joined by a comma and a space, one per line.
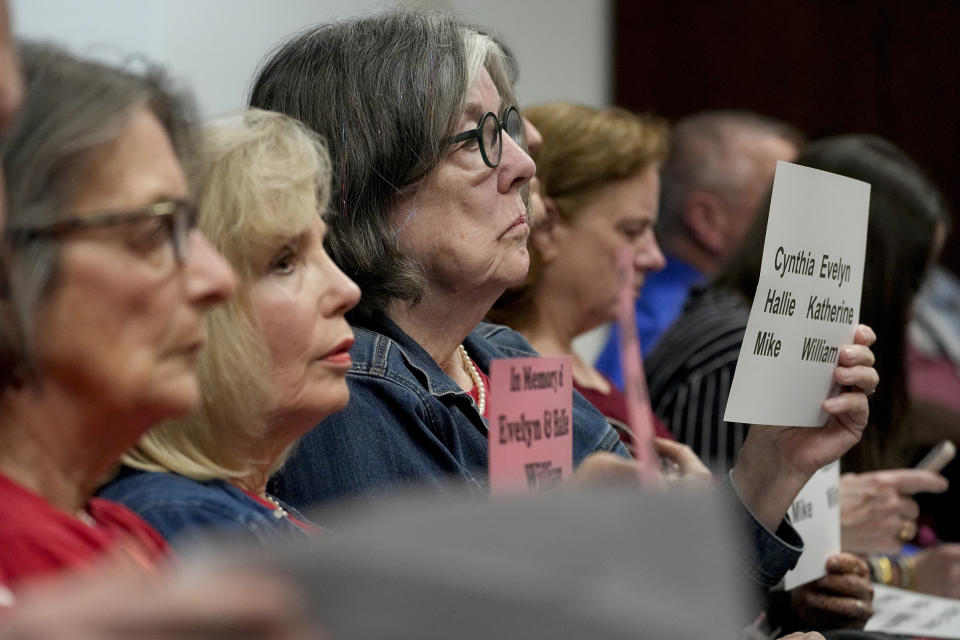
123, 108, 332, 480
489, 102, 669, 328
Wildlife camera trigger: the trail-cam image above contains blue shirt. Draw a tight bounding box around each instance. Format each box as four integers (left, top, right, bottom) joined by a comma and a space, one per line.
271, 315, 627, 510
268, 313, 803, 591
596, 254, 705, 389
100, 466, 315, 547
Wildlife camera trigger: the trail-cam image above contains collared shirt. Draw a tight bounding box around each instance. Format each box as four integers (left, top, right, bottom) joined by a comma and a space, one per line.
645, 286, 752, 475
100, 467, 315, 547
270, 313, 802, 591
271, 314, 627, 509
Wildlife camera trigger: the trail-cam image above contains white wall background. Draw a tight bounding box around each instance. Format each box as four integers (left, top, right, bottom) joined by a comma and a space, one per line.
9, 0, 611, 119
10, 0, 614, 361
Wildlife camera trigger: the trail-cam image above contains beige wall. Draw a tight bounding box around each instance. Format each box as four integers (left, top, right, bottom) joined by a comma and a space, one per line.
11, 0, 611, 119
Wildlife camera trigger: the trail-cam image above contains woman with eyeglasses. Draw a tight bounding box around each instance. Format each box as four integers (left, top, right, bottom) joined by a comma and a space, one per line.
250, 15, 878, 602
0, 43, 235, 588
100, 109, 360, 545
250, 11, 639, 506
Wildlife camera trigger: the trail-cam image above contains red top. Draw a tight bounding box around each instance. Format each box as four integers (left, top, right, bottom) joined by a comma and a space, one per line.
574, 376, 674, 442
0, 472, 170, 591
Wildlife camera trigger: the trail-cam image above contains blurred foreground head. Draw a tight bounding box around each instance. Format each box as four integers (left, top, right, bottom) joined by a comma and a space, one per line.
0, 0, 23, 389
1, 42, 233, 425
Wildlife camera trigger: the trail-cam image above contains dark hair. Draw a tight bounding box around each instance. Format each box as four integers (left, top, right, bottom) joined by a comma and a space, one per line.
716, 134, 951, 471
249, 10, 517, 321
0, 42, 196, 392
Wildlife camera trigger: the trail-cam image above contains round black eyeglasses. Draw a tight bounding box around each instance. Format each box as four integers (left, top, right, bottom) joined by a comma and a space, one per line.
449, 106, 525, 169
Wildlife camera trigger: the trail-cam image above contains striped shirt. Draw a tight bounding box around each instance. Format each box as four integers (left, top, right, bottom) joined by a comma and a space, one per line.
645, 286, 751, 475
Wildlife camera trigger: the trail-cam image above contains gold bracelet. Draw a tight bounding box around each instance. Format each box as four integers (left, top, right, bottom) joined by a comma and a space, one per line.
868, 555, 894, 585
896, 554, 917, 590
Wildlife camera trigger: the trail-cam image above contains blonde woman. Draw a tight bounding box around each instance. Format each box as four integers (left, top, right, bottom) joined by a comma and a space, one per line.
101, 109, 360, 544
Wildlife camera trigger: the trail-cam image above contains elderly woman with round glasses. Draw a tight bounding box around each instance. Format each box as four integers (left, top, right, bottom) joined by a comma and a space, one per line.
100, 108, 361, 545
252, 11, 878, 594
0, 43, 235, 588
250, 11, 633, 506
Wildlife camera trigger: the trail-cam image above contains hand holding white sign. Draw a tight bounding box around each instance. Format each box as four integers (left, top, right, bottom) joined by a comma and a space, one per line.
790, 553, 874, 630
733, 325, 876, 532
783, 462, 842, 589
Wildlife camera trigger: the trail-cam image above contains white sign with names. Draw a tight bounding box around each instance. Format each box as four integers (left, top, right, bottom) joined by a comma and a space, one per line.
725, 161, 870, 426
782, 461, 841, 590
866, 584, 960, 638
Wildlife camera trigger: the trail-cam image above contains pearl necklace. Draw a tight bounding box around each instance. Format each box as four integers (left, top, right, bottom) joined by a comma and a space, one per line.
265, 495, 289, 520
76, 508, 96, 528
458, 344, 485, 416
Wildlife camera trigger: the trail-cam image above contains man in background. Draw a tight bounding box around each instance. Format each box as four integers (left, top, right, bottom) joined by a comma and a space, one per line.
596, 110, 801, 387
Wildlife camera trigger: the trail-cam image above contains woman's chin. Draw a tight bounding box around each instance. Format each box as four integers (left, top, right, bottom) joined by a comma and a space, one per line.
285, 384, 352, 428
500, 250, 531, 288
326, 387, 352, 418
144, 377, 203, 421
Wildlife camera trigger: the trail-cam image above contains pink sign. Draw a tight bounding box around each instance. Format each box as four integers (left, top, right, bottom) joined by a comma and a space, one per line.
488, 356, 573, 495
616, 247, 660, 483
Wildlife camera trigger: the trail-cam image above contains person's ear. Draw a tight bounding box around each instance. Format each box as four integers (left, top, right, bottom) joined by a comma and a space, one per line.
531, 196, 564, 263
683, 190, 728, 256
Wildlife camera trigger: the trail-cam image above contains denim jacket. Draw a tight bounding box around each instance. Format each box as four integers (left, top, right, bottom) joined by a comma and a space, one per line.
271, 316, 627, 509
271, 315, 802, 590
99, 467, 314, 547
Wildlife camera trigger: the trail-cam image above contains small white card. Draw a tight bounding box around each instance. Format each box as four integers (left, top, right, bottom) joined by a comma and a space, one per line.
724, 161, 870, 426
782, 461, 841, 590
866, 584, 960, 638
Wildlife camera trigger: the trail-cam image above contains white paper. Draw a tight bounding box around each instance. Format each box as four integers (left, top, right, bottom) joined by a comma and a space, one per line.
725, 161, 870, 426
782, 461, 841, 590
866, 584, 960, 638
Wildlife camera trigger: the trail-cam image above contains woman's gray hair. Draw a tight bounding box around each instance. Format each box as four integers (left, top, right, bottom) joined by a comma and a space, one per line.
249, 10, 517, 321
0, 42, 196, 392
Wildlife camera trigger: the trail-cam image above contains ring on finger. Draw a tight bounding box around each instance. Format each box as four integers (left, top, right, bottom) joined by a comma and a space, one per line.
898, 521, 916, 542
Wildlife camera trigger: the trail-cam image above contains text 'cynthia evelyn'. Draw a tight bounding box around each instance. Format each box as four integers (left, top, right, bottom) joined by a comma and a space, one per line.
774, 247, 852, 287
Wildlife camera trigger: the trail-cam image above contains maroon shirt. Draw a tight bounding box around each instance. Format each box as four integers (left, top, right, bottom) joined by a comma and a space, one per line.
574, 375, 674, 443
